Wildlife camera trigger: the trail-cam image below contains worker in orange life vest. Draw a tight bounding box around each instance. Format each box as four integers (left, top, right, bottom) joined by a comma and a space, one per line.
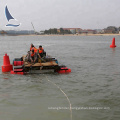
30, 49, 37, 63
38, 45, 44, 58
30, 44, 37, 53
30, 43, 34, 51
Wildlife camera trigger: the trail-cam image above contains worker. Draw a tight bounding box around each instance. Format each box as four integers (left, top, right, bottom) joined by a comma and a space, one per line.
33, 46, 38, 53
36, 50, 41, 63
30, 44, 37, 53
25, 51, 31, 63
30, 43, 34, 51
38, 45, 46, 58
30, 49, 37, 63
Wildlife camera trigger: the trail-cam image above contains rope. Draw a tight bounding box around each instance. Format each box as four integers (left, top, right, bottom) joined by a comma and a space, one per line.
45, 75, 72, 120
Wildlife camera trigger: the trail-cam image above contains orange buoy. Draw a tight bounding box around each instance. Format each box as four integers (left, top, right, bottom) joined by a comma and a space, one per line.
10, 70, 15, 74
57, 70, 66, 73
1, 53, 13, 72
56, 67, 71, 74
110, 37, 116, 48
65, 68, 71, 73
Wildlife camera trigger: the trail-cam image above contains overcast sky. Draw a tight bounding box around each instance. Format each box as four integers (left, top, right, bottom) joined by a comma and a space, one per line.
1, 0, 120, 31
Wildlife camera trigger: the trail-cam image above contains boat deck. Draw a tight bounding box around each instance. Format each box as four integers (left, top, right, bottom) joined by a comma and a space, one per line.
24, 61, 58, 67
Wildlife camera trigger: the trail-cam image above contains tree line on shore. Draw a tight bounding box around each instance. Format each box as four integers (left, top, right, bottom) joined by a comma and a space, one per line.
44, 28, 71, 34
104, 26, 120, 34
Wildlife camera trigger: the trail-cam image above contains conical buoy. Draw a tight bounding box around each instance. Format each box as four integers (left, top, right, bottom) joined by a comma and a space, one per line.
110, 37, 116, 48
1, 53, 13, 72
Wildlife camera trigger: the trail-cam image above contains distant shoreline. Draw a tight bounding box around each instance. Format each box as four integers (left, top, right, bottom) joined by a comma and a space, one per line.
42, 34, 120, 36
1, 33, 120, 37
17, 33, 120, 37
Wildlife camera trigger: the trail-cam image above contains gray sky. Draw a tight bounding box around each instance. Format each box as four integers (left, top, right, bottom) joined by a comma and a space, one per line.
1, 0, 120, 31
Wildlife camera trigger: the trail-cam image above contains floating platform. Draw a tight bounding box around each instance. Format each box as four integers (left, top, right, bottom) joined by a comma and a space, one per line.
24, 61, 58, 67
10, 55, 71, 75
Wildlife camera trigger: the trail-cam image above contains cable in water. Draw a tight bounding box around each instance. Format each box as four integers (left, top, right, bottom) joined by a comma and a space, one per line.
45, 75, 72, 120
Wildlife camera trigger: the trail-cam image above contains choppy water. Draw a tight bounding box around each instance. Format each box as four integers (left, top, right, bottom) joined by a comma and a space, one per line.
0, 35, 120, 120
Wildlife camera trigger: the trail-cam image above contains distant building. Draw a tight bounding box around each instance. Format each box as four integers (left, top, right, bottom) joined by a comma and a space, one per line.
70, 29, 76, 34
0, 30, 7, 35
95, 29, 103, 34
87, 29, 96, 34
81, 29, 96, 34
46, 27, 100, 35
62, 28, 82, 34
76, 28, 82, 34
104, 29, 113, 34
57, 29, 60, 33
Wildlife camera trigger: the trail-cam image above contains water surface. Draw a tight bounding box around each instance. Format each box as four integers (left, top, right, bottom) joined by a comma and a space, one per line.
0, 35, 120, 120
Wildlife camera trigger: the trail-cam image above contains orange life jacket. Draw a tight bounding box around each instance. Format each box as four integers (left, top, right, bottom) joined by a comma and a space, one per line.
30, 47, 33, 51
39, 48, 44, 54
31, 53, 34, 57
33, 47, 38, 53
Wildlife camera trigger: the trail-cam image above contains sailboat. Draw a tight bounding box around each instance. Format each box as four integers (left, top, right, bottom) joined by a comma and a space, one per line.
5, 5, 21, 27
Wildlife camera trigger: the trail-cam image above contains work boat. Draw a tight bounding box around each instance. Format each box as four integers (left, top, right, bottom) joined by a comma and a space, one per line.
10, 55, 71, 75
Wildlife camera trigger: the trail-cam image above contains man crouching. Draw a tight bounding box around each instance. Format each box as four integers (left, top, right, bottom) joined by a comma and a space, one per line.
29, 49, 38, 63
